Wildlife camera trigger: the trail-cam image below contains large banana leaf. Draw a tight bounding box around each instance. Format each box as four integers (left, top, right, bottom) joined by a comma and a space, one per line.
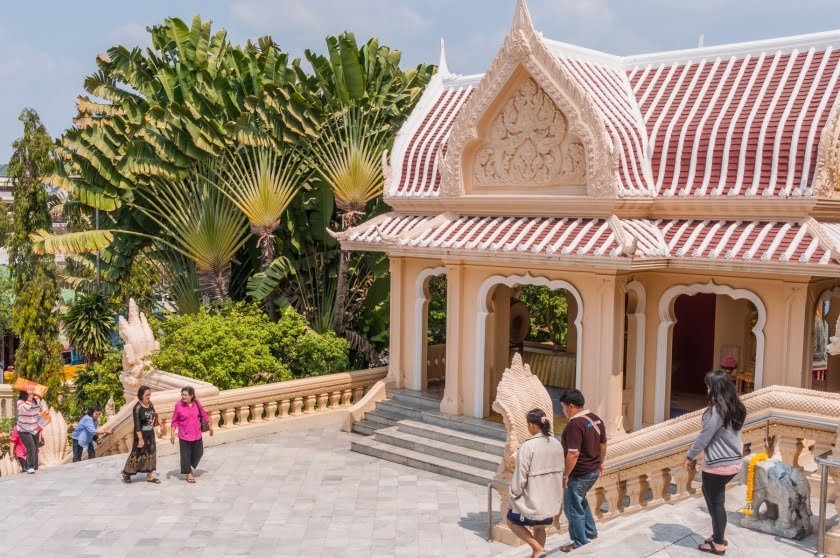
31, 229, 115, 255
247, 255, 295, 301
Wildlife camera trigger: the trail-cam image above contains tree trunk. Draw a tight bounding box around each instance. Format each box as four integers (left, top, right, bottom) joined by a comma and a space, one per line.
197, 266, 230, 302
331, 210, 360, 335
256, 230, 277, 320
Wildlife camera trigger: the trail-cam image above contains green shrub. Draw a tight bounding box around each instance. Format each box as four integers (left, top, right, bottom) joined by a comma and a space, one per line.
153, 302, 290, 389
271, 306, 349, 377
0, 417, 14, 455
72, 350, 126, 416
152, 302, 350, 388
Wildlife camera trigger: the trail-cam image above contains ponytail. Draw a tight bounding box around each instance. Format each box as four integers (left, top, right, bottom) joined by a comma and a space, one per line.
526, 408, 551, 436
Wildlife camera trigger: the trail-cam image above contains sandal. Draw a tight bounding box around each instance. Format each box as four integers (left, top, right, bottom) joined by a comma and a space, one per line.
705, 537, 728, 547
558, 543, 577, 553
186, 476, 196, 483
121, 474, 131, 484
146, 477, 161, 484
698, 542, 726, 555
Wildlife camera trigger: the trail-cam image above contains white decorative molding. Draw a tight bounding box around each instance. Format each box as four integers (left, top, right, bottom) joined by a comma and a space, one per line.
474, 273, 584, 418
608, 215, 639, 256
472, 77, 586, 186
813, 92, 840, 198
438, 0, 617, 199
626, 280, 647, 431
413, 266, 447, 390
654, 281, 767, 423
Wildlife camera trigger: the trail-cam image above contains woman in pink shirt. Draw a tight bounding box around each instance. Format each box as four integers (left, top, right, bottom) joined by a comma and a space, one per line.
170, 386, 213, 483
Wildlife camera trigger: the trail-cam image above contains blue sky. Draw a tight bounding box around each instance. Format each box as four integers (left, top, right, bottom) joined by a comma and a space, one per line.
2, 0, 840, 163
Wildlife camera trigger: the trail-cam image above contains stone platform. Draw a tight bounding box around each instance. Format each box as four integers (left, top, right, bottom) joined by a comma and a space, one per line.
0, 425, 836, 557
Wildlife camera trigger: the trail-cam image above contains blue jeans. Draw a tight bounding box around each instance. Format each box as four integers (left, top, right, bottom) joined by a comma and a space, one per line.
564, 469, 599, 548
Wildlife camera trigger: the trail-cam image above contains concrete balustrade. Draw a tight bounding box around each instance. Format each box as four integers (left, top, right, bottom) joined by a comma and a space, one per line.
92, 367, 387, 459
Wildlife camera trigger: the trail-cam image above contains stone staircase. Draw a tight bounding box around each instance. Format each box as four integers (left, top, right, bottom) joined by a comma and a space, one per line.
350, 389, 505, 485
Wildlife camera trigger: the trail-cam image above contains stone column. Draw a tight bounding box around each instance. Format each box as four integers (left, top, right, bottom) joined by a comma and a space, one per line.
387, 256, 405, 388
780, 283, 808, 388
580, 275, 627, 438
441, 262, 464, 415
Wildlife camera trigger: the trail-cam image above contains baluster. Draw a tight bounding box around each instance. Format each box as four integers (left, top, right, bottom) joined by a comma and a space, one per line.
210, 410, 222, 429
291, 397, 304, 416
329, 391, 341, 409
352, 387, 364, 403
305, 395, 316, 413
237, 405, 250, 425
280, 399, 291, 418
622, 475, 648, 513
771, 435, 803, 466
341, 389, 353, 406
317, 393, 329, 411
599, 476, 623, 520
251, 403, 264, 423
645, 468, 671, 507
265, 401, 278, 421
797, 438, 816, 471
670, 464, 697, 500
222, 407, 236, 428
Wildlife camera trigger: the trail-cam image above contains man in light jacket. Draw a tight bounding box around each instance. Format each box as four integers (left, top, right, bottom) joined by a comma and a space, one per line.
507, 408, 564, 558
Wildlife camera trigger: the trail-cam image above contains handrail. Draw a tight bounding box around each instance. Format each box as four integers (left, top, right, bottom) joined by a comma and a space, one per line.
815, 451, 840, 558
487, 480, 509, 541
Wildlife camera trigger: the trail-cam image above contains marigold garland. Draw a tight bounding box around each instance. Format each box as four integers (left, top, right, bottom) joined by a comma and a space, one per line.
741, 452, 768, 516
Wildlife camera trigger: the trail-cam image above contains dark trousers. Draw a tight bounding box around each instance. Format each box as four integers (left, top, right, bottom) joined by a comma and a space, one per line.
18, 430, 39, 470
72, 439, 96, 462
701, 471, 737, 545
179, 438, 204, 474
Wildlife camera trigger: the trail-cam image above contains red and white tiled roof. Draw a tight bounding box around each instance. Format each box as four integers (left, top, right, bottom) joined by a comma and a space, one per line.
388, 30, 840, 200
340, 213, 840, 270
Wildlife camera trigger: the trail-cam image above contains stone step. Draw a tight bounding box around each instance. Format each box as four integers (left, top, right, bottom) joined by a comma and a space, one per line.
374, 399, 426, 421
421, 411, 506, 441
362, 411, 398, 428
373, 426, 501, 471
350, 437, 496, 486
350, 420, 380, 437
389, 389, 443, 411
397, 420, 505, 457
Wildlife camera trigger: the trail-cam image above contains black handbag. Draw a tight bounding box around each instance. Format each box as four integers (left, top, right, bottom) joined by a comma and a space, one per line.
197, 400, 210, 433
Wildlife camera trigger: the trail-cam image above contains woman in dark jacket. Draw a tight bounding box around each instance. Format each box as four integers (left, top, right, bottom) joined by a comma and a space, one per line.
122, 385, 162, 483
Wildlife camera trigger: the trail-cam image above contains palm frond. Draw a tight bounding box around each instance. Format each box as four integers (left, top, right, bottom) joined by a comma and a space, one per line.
31, 229, 115, 255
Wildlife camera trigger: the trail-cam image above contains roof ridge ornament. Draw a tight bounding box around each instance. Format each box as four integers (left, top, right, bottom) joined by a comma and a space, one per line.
512, 0, 534, 33
607, 215, 638, 256
804, 217, 840, 261
813, 93, 840, 198
438, 38, 449, 77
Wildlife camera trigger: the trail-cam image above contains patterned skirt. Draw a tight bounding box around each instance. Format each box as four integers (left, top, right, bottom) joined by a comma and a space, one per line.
122, 431, 157, 475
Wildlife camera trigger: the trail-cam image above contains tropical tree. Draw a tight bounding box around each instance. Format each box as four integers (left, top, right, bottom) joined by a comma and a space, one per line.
137, 171, 250, 301
215, 147, 303, 268
36, 16, 318, 289
311, 108, 390, 334
64, 291, 115, 364
8, 109, 64, 400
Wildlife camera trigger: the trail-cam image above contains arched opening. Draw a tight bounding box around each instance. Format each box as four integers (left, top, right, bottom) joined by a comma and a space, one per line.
810, 287, 840, 393
475, 274, 583, 419
413, 267, 447, 392
655, 283, 765, 423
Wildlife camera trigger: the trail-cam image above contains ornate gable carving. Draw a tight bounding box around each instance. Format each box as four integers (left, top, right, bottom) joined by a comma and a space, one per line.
473, 78, 586, 186
439, 0, 618, 198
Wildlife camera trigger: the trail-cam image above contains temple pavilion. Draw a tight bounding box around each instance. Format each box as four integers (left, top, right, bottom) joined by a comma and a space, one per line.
338, 0, 840, 437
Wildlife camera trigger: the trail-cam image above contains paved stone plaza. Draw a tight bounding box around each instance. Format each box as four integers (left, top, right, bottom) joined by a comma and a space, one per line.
0, 426, 833, 557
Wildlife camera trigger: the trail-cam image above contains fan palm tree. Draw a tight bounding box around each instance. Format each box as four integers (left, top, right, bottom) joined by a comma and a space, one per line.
310, 108, 390, 333
214, 147, 303, 269
136, 171, 249, 301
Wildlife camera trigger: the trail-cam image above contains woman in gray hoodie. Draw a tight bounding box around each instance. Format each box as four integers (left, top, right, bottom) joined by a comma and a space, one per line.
684, 369, 746, 555
507, 408, 565, 558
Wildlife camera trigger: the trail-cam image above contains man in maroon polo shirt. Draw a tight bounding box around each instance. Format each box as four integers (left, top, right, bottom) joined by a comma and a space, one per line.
558, 389, 607, 553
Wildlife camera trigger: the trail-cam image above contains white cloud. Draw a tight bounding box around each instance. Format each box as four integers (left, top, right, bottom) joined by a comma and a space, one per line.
0, 45, 79, 79
110, 22, 151, 48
